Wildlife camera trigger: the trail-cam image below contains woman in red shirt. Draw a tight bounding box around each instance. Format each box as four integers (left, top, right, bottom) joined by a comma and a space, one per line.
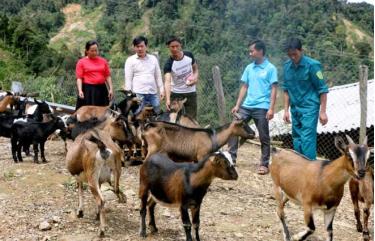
75, 40, 113, 110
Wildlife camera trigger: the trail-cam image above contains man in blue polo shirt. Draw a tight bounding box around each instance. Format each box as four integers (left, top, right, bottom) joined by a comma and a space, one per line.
283, 37, 329, 160
228, 40, 278, 175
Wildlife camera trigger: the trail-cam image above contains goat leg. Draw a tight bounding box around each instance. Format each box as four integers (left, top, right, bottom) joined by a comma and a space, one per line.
33, 143, 39, 164
349, 179, 363, 232
147, 199, 158, 234
40, 142, 47, 163
11, 138, 18, 163
191, 205, 201, 241
292, 205, 315, 241
274, 185, 291, 241
180, 206, 193, 241
16, 141, 23, 163
363, 205, 371, 241
324, 207, 336, 241
139, 190, 148, 237
76, 181, 84, 218
112, 168, 126, 203
88, 178, 106, 237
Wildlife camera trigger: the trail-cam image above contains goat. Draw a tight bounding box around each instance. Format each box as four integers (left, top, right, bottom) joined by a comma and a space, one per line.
73, 90, 140, 122
269, 135, 370, 241
349, 149, 374, 241
139, 151, 238, 241
156, 98, 200, 128
142, 119, 255, 162
0, 91, 19, 113
66, 129, 125, 237
26, 98, 54, 121
11, 116, 67, 163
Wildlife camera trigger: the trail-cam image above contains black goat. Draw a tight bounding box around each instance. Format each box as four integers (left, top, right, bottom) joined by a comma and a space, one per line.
11, 116, 66, 163
139, 151, 238, 241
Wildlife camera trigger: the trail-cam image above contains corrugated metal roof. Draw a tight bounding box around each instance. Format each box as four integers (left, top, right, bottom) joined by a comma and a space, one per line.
251, 80, 374, 137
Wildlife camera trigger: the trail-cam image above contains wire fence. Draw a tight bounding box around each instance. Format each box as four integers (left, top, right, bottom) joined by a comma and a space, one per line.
18, 44, 374, 160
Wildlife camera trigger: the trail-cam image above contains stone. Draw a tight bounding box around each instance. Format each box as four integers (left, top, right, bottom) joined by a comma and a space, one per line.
39, 221, 52, 231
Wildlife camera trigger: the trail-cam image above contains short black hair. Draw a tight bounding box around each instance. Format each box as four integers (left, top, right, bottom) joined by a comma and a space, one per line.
166, 36, 181, 46
133, 36, 148, 46
249, 40, 266, 55
284, 37, 302, 51
85, 40, 99, 52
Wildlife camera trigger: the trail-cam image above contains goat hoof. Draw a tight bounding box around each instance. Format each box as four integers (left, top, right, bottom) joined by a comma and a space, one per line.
149, 226, 158, 234
357, 224, 363, 232
77, 210, 84, 218
363, 231, 370, 241
139, 230, 147, 238
42, 160, 48, 163
118, 194, 127, 204
98, 229, 105, 238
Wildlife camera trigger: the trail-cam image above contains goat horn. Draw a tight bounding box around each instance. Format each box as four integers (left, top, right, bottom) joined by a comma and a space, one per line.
363, 136, 368, 145
345, 135, 355, 145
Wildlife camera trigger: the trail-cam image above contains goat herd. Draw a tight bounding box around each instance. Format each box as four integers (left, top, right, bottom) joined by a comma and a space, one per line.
0, 90, 373, 241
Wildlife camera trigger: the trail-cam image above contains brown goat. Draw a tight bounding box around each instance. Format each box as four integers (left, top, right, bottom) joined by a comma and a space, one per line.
270, 135, 370, 241
139, 151, 238, 241
0, 92, 19, 113
143, 119, 254, 162
349, 154, 374, 241
156, 98, 200, 128
66, 129, 126, 237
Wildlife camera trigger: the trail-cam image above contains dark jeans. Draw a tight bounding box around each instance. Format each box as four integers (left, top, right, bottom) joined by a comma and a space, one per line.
228, 107, 270, 167
170, 92, 197, 119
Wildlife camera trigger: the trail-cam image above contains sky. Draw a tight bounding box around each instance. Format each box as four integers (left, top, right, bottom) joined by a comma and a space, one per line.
347, 0, 374, 4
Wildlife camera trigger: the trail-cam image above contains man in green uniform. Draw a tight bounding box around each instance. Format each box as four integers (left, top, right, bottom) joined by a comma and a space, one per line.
283, 38, 328, 160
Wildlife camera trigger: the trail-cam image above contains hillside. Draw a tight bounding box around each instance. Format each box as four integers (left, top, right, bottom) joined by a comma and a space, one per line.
49, 3, 102, 55
0, 0, 373, 123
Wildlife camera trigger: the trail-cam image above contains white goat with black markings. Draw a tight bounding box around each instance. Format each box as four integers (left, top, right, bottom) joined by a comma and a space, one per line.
270, 135, 370, 241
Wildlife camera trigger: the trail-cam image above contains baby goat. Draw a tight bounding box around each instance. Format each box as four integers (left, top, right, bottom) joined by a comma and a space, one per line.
139, 151, 238, 241
66, 129, 126, 237
270, 135, 370, 241
349, 149, 373, 241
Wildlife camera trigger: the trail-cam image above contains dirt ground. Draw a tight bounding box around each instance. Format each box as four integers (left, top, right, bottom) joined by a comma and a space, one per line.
0, 137, 373, 241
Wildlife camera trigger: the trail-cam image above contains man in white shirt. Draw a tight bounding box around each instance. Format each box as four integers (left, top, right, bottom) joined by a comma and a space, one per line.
124, 36, 164, 114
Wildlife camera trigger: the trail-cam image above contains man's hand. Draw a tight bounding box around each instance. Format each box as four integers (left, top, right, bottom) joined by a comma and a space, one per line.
283, 110, 291, 123
231, 105, 239, 114
319, 111, 328, 125
266, 109, 274, 120
165, 99, 171, 111
160, 92, 165, 101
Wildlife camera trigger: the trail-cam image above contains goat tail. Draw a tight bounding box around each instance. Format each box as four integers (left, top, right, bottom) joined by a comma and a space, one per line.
88, 135, 111, 160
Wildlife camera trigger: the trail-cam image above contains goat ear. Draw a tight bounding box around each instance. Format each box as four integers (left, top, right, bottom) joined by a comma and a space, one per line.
334, 136, 347, 154
34, 98, 41, 104
345, 135, 355, 145
181, 98, 187, 104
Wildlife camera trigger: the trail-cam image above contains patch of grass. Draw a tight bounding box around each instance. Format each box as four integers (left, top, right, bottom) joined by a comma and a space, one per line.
3, 171, 15, 181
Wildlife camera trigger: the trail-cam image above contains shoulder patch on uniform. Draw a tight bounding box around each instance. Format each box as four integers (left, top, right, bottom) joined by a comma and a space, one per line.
316, 71, 324, 80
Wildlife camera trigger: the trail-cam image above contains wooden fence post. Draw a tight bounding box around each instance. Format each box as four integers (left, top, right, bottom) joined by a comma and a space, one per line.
359, 65, 368, 144
212, 66, 228, 125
